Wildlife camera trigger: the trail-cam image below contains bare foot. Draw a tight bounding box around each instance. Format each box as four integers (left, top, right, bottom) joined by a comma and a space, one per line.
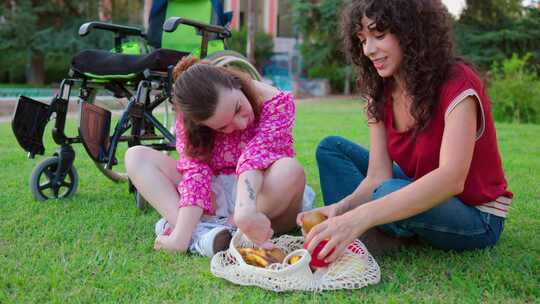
154, 234, 185, 252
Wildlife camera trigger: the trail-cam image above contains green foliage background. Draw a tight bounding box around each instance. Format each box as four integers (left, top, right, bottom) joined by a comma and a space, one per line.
489, 54, 540, 124
227, 28, 274, 71
292, 0, 350, 93
0, 0, 144, 84
455, 7, 540, 69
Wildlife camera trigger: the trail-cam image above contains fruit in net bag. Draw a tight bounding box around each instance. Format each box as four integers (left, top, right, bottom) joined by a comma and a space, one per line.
301, 211, 334, 268
238, 247, 286, 268
288, 255, 302, 265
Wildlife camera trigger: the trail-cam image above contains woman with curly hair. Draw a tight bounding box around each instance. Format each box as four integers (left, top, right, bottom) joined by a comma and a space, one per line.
298, 0, 512, 261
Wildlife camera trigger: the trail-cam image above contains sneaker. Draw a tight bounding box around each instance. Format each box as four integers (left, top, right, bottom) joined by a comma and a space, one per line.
154, 218, 173, 236
194, 226, 232, 257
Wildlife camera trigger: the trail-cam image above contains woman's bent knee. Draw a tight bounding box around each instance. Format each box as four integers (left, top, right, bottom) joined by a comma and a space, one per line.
259, 158, 305, 215
125, 145, 148, 172
125, 145, 164, 174
316, 136, 344, 159
271, 157, 305, 188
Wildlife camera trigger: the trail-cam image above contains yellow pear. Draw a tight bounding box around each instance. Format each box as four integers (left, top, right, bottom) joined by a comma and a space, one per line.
302, 211, 328, 234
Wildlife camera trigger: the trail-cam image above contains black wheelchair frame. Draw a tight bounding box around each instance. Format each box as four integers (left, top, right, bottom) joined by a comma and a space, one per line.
11, 17, 260, 209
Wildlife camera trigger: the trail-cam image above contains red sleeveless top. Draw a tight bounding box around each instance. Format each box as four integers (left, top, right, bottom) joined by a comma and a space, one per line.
383, 63, 512, 215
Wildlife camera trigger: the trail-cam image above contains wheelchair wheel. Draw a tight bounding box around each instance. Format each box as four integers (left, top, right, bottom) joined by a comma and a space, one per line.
30, 156, 79, 201
94, 162, 128, 183
206, 50, 262, 81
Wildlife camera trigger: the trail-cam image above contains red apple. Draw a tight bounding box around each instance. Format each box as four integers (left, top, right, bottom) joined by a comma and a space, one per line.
304, 240, 335, 268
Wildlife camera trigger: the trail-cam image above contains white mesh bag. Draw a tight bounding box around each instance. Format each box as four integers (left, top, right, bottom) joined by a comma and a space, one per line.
211, 230, 381, 292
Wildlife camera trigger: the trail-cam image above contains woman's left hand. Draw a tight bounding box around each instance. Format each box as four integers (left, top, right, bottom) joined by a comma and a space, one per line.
304, 212, 369, 263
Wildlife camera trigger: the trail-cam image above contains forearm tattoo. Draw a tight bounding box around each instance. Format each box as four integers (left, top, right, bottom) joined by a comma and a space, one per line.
245, 179, 256, 201
238, 178, 257, 209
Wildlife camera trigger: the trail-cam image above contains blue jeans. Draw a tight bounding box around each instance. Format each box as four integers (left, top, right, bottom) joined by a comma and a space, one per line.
316, 136, 505, 251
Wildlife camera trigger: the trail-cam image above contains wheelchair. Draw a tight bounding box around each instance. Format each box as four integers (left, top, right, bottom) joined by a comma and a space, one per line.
11, 6, 261, 209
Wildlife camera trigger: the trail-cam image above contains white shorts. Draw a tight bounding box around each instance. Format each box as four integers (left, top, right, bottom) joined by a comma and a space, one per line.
189, 174, 316, 254
210, 174, 315, 218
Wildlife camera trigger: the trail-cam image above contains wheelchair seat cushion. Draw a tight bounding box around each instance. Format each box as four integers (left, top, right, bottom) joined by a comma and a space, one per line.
71, 48, 188, 77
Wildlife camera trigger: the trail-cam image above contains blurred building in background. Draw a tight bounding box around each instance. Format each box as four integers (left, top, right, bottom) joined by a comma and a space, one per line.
224, 0, 320, 95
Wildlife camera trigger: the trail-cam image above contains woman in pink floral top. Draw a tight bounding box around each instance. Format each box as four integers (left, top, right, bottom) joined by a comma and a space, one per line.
125, 56, 312, 254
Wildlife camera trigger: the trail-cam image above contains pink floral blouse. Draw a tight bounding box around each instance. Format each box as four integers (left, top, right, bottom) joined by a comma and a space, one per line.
175, 91, 295, 215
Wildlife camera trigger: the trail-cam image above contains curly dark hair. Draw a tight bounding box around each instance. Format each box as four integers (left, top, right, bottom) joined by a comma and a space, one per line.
172, 56, 261, 161
341, 0, 457, 130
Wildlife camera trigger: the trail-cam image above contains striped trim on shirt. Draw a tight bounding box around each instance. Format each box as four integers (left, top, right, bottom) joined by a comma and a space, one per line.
445, 88, 486, 140
475, 196, 511, 218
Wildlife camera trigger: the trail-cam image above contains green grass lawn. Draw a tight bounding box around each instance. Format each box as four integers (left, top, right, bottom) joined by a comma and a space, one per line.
1, 99, 539, 303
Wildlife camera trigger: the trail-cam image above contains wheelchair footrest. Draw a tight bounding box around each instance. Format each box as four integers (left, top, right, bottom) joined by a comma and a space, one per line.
11, 96, 51, 156
79, 102, 111, 163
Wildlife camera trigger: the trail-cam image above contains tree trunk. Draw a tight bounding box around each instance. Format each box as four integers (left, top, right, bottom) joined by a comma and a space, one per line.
26, 49, 45, 85
344, 67, 351, 95
246, 0, 256, 64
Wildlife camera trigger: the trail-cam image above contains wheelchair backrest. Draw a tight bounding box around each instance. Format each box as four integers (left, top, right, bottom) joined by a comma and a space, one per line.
148, 0, 231, 56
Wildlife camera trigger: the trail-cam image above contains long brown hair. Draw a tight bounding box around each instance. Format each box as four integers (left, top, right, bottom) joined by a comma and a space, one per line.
172, 56, 262, 160
341, 0, 457, 130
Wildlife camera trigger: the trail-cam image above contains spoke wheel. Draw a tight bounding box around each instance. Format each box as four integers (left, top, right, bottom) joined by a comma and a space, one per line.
30, 156, 79, 201
205, 50, 262, 80
94, 161, 129, 183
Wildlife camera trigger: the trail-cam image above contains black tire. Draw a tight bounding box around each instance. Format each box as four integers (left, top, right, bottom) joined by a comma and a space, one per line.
29, 156, 79, 201
205, 50, 262, 80
135, 190, 149, 211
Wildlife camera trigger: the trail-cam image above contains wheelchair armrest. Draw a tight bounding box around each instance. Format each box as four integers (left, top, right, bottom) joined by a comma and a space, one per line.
163, 17, 231, 39
79, 22, 145, 38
